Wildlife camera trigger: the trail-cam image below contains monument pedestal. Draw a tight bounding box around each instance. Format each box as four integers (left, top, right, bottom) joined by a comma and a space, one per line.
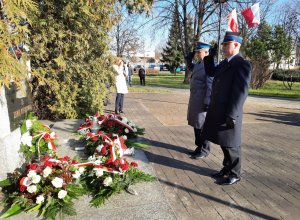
0, 84, 31, 179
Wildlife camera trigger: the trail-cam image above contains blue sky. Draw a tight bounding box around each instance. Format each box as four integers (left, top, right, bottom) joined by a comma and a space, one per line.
136, 0, 295, 52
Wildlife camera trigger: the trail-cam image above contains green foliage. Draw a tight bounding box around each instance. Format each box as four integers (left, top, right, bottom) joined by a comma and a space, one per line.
161, 8, 184, 73
28, 0, 116, 119
245, 21, 293, 89
125, 139, 149, 149
81, 166, 155, 208
0, 0, 37, 88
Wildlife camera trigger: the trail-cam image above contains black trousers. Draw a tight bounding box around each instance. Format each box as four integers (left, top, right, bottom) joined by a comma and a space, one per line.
115, 93, 124, 113
140, 76, 145, 85
221, 145, 241, 178
194, 128, 210, 156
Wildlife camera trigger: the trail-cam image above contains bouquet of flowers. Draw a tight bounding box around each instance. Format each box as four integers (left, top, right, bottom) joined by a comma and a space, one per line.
19, 114, 57, 162
78, 113, 145, 139
78, 158, 155, 207
0, 155, 86, 219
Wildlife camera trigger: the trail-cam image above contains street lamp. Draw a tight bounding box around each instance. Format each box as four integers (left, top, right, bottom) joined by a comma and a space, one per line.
214, 0, 229, 63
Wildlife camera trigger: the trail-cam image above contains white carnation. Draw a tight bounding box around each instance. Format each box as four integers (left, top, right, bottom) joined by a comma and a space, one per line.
133, 128, 137, 132
88, 155, 96, 161
94, 159, 101, 165
21, 132, 32, 146
32, 175, 41, 184
94, 168, 104, 177
51, 177, 63, 188
43, 167, 52, 177
124, 128, 129, 133
25, 120, 33, 130
36, 195, 45, 204
103, 177, 113, 186
27, 170, 37, 178
78, 167, 85, 174
58, 190, 67, 199
27, 185, 37, 193
122, 135, 127, 140
72, 170, 81, 179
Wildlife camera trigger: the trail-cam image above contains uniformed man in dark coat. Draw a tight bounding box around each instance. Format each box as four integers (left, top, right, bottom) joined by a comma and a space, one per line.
187, 42, 213, 159
203, 32, 252, 185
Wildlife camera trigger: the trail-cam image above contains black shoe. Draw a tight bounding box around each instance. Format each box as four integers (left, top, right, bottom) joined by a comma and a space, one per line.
188, 147, 201, 156
211, 170, 229, 178
218, 176, 241, 185
190, 153, 207, 159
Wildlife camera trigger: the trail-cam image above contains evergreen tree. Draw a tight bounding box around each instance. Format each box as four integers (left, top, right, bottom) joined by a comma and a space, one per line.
0, 0, 37, 88
161, 7, 184, 74
28, 0, 153, 119
245, 21, 293, 89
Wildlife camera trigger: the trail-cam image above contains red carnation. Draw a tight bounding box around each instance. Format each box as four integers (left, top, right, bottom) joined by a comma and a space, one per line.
101, 147, 107, 156
107, 121, 113, 127
121, 162, 129, 171
44, 160, 53, 167
59, 156, 70, 162
105, 157, 113, 165
20, 185, 27, 192
101, 115, 106, 120
130, 162, 138, 167
107, 133, 112, 137
85, 118, 90, 122
27, 163, 38, 170
86, 132, 93, 137
92, 136, 98, 141
71, 160, 78, 164
117, 129, 122, 134
97, 131, 103, 135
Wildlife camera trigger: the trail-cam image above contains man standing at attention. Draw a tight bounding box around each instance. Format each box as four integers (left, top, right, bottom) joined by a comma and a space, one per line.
203, 32, 251, 185
187, 42, 213, 159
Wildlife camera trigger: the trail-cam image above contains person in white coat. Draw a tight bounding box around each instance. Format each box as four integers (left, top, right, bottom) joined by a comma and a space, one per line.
187, 42, 213, 159
113, 57, 128, 114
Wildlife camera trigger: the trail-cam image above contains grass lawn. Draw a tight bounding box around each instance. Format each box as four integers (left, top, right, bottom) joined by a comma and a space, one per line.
249, 80, 300, 99
130, 72, 300, 99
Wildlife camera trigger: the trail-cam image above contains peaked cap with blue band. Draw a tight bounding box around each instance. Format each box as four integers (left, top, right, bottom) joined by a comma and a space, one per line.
222, 31, 243, 44
195, 42, 211, 51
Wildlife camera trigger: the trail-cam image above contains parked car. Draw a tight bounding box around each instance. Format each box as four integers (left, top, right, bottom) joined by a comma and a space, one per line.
159, 64, 169, 71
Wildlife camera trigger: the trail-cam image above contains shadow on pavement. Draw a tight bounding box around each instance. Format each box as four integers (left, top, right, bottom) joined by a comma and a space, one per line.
159, 179, 280, 220
246, 110, 300, 126
144, 151, 214, 177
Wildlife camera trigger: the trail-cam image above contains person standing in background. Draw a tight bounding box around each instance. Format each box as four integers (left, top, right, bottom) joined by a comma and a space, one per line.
187, 42, 214, 159
138, 66, 146, 86
127, 63, 133, 87
113, 57, 128, 114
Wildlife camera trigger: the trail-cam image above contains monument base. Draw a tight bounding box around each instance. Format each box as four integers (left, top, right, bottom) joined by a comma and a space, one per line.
0, 128, 24, 179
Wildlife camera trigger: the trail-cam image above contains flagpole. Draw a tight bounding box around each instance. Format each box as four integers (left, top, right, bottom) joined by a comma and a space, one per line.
217, 2, 223, 64
215, 0, 228, 64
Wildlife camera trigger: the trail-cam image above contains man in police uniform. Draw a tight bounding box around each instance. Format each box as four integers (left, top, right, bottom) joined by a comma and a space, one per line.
203, 32, 252, 185
187, 42, 213, 159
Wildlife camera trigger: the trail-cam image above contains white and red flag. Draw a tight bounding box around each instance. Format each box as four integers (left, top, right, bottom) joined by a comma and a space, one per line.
227, 9, 239, 32
242, 3, 260, 28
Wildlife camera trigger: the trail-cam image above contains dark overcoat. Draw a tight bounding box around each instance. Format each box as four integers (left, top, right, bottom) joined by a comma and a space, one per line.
203, 54, 251, 147
187, 61, 213, 129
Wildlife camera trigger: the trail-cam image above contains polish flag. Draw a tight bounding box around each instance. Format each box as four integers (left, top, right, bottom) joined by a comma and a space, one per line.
227, 9, 239, 32
242, 3, 260, 28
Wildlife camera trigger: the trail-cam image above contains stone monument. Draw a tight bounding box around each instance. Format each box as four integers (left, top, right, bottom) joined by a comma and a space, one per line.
0, 82, 32, 179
